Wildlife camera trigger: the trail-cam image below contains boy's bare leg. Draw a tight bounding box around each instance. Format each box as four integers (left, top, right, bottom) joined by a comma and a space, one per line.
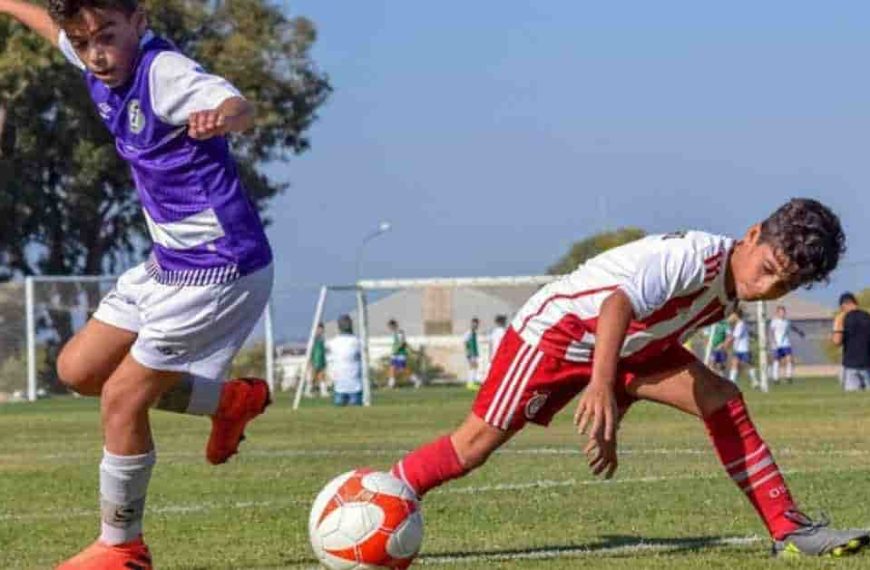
57, 319, 137, 396
627, 360, 868, 555
392, 413, 515, 497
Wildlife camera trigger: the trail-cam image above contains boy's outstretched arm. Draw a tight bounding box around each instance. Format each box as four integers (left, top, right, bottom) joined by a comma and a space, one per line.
188, 96, 255, 140
574, 291, 633, 440
0, 0, 59, 46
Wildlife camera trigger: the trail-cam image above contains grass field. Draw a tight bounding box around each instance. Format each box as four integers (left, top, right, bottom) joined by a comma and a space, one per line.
1, 378, 869, 569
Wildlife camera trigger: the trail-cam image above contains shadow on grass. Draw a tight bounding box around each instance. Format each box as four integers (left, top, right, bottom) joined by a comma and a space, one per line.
279, 533, 758, 567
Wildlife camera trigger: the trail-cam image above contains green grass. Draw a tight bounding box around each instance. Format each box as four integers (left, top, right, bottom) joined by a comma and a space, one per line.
1, 378, 869, 569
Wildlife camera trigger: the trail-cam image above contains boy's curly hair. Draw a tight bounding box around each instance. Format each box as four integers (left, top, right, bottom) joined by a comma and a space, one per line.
760, 198, 846, 288
48, 0, 137, 22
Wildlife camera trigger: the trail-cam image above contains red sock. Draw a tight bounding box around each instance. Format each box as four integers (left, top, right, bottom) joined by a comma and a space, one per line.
391, 435, 468, 497
704, 396, 800, 540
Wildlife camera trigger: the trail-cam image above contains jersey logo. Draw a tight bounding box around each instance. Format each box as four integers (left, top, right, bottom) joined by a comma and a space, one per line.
128, 99, 146, 134
525, 391, 549, 420
97, 102, 113, 120
662, 231, 687, 240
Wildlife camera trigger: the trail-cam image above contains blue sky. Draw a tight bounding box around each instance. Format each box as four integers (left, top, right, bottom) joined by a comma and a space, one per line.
265, 1, 870, 340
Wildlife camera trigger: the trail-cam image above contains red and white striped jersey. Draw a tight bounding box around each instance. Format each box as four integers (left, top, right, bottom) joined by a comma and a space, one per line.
512, 231, 737, 364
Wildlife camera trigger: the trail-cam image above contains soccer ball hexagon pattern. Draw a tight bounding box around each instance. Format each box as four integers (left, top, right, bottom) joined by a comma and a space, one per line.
310, 469, 423, 569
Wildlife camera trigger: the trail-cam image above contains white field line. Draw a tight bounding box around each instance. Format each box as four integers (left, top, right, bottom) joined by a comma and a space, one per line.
1, 466, 865, 523
1, 446, 866, 462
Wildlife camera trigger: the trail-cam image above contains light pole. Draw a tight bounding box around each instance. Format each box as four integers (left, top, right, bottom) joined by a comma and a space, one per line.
355, 221, 391, 407
355, 221, 392, 281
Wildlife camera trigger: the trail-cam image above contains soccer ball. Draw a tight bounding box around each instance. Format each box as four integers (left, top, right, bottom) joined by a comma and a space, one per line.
309, 469, 423, 569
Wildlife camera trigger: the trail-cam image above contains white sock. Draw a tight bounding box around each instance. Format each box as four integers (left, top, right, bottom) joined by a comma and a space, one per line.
99, 449, 156, 545
319, 382, 329, 397
186, 376, 223, 416
728, 368, 738, 382
388, 376, 396, 389
786, 362, 794, 380
749, 368, 758, 384
155, 375, 222, 416
772, 360, 780, 381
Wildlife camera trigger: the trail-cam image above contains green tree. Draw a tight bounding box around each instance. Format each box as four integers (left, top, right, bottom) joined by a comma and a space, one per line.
0, 0, 330, 281
548, 227, 647, 275
821, 288, 870, 364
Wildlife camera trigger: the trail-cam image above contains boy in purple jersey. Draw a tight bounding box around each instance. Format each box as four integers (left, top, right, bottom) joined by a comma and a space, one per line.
1, 1, 274, 567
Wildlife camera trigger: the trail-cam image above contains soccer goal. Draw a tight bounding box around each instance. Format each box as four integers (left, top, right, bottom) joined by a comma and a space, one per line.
293, 275, 558, 410
11, 275, 277, 403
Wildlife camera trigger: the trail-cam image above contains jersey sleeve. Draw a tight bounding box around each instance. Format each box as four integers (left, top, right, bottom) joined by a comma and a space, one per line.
148, 51, 242, 126
57, 30, 86, 71
617, 243, 707, 320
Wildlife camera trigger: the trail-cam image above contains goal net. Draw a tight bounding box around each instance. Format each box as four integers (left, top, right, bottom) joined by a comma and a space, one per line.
3, 275, 276, 403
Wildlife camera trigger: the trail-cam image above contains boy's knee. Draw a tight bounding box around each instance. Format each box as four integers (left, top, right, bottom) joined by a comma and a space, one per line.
452, 416, 509, 470
101, 381, 150, 425
701, 377, 742, 416
56, 346, 100, 396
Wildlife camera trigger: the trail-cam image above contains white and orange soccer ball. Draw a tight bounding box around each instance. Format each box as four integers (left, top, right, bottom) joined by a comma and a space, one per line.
309, 469, 424, 569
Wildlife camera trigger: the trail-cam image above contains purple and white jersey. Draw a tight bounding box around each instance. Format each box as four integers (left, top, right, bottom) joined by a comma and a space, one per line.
59, 31, 272, 285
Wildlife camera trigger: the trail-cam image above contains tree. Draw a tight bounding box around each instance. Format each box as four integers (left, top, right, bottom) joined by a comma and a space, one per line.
0, 0, 330, 282
548, 227, 647, 275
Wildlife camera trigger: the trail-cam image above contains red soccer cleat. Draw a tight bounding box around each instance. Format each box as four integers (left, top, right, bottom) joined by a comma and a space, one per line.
55, 536, 152, 569
206, 377, 271, 465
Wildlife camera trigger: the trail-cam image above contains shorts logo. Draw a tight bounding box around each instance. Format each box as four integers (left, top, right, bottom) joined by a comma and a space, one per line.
525, 391, 549, 420
128, 99, 146, 134
156, 345, 181, 357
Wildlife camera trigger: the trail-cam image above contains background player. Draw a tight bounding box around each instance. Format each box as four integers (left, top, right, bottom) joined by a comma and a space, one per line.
389, 199, 868, 558
327, 315, 363, 406
726, 308, 760, 389
387, 319, 418, 388
463, 317, 480, 390
309, 323, 329, 397
708, 319, 730, 375
769, 305, 804, 384
0, 1, 273, 567
489, 315, 508, 362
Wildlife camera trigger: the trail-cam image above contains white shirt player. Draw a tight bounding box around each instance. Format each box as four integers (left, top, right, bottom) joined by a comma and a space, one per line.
769, 318, 792, 349
511, 231, 736, 363
731, 319, 751, 353
489, 325, 507, 361
326, 334, 362, 394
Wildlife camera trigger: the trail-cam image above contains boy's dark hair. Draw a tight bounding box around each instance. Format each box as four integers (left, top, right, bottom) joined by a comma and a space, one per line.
839, 292, 857, 306
759, 198, 846, 288
495, 315, 507, 326
388, 319, 398, 327
48, 0, 137, 22
338, 314, 353, 334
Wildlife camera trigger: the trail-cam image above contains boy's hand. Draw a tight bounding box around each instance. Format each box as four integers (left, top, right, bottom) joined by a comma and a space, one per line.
584, 432, 619, 479
188, 109, 228, 140
574, 381, 619, 442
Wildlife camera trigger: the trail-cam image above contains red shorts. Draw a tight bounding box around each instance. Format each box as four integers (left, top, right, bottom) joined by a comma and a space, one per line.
473, 327, 697, 431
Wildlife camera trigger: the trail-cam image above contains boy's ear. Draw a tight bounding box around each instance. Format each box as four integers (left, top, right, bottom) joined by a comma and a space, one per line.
743, 223, 762, 245
132, 7, 148, 36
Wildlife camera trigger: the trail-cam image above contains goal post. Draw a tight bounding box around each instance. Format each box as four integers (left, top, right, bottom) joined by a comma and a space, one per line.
293, 275, 557, 410
16, 275, 276, 403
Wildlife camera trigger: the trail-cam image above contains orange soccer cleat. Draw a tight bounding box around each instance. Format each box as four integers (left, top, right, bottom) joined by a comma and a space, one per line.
55, 536, 152, 570
206, 377, 271, 465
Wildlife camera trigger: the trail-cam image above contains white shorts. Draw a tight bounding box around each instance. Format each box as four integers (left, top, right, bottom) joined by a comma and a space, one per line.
93, 263, 273, 379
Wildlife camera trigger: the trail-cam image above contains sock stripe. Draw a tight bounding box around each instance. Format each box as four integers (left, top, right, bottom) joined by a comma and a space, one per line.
740, 469, 781, 493
730, 455, 775, 483
724, 443, 767, 470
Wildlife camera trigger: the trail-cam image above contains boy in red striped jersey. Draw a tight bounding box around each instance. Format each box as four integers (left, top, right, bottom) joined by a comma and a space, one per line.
391, 198, 869, 558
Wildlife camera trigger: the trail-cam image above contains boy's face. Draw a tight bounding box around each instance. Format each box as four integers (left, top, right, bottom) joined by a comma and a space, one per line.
63, 7, 146, 88
776, 307, 786, 318
729, 224, 798, 301
471, 320, 478, 330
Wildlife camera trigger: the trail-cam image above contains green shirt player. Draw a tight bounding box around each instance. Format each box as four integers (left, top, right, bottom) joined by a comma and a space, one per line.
709, 319, 730, 374
310, 323, 328, 397
388, 319, 409, 389
464, 318, 481, 390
